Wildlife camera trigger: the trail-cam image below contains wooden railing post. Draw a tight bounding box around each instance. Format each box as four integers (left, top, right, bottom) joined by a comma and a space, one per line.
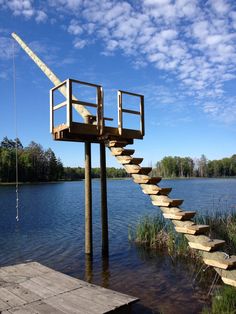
100, 142, 109, 256
66, 79, 72, 128
118, 91, 122, 136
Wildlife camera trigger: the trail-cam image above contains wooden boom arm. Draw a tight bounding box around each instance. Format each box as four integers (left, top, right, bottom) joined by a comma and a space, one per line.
11, 32, 91, 120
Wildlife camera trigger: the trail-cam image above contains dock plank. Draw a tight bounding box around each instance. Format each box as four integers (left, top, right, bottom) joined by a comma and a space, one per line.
0, 262, 138, 314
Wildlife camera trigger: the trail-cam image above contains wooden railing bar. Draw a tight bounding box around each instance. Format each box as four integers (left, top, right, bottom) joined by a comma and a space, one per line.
119, 90, 144, 98
53, 101, 67, 111
104, 117, 114, 121
72, 100, 97, 108
70, 78, 102, 88
122, 108, 140, 115
89, 114, 113, 121
51, 80, 67, 92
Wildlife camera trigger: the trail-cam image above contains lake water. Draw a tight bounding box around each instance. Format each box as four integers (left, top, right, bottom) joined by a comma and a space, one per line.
0, 178, 236, 313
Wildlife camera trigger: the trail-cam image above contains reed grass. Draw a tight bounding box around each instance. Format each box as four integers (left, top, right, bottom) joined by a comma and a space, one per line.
129, 210, 236, 259
202, 285, 236, 314
129, 214, 200, 260
196, 211, 236, 255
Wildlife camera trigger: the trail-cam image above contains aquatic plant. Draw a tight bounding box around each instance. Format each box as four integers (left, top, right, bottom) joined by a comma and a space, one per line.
130, 206, 236, 258
129, 214, 201, 260
196, 211, 236, 255
202, 285, 236, 314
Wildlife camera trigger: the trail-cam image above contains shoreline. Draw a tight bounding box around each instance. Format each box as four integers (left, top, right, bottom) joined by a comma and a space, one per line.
0, 176, 235, 186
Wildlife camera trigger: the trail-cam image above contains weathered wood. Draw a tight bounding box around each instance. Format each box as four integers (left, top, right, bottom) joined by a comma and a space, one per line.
172, 220, 209, 235
115, 155, 132, 164
130, 158, 143, 165
124, 164, 141, 174
85, 135, 92, 255
100, 143, 109, 256
110, 147, 135, 156
138, 167, 152, 175
201, 252, 236, 270
132, 174, 161, 184
122, 108, 140, 115
140, 184, 171, 195
185, 235, 225, 252
215, 268, 236, 287
160, 207, 196, 220
151, 195, 183, 207
108, 140, 132, 147
116, 156, 143, 165
0, 262, 139, 313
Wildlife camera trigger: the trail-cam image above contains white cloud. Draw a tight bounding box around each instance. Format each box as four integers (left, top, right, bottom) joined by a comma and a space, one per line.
209, 0, 230, 15
73, 38, 87, 49
0, 37, 13, 60
3, 0, 35, 18
3, 0, 236, 123
35, 10, 47, 23
68, 20, 83, 35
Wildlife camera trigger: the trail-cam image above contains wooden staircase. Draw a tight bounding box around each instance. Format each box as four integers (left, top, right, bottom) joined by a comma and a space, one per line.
12, 32, 236, 289
107, 139, 236, 287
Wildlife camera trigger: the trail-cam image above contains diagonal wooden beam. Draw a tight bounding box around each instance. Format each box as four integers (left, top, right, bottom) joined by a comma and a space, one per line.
11, 32, 91, 120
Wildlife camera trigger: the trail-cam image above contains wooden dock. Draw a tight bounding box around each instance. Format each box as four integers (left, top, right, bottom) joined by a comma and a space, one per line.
0, 262, 138, 313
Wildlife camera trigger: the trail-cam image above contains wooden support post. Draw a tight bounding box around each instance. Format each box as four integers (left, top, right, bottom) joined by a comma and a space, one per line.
85, 254, 93, 283
100, 142, 109, 256
85, 117, 93, 255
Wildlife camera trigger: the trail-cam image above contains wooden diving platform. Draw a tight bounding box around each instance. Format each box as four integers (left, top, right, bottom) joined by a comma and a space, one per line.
0, 262, 138, 313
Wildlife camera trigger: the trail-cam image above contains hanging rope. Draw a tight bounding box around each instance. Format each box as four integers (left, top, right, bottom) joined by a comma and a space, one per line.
12, 40, 19, 222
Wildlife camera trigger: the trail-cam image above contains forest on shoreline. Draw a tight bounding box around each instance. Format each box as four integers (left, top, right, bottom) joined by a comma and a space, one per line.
0, 137, 127, 183
0, 137, 235, 183
155, 154, 236, 178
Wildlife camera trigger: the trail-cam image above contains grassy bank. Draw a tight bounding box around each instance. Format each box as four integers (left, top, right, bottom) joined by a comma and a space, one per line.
129, 211, 236, 259
202, 285, 236, 313
128, 215, 201, 261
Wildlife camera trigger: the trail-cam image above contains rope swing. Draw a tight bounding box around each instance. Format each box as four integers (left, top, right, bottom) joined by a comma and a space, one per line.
12, 40, 19, 222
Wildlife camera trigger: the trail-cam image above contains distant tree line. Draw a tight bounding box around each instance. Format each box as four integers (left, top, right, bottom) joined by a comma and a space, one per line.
155, 154, 236, 178
0, 137, 128, 183
63, 167, 128, 180
0, 137, 64, 182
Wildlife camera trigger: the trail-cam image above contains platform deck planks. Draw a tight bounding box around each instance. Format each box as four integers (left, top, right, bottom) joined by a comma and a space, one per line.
0, 262, 138, 314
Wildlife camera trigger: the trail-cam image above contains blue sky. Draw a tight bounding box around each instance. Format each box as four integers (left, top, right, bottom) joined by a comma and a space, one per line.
0, 0, 236, 167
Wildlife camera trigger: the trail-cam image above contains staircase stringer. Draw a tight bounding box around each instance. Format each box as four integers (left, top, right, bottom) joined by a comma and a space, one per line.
108, 139, 236, 288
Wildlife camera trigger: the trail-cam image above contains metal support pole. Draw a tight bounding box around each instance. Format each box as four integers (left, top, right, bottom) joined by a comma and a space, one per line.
100, 142, 109, 256
85, 118, 92, 255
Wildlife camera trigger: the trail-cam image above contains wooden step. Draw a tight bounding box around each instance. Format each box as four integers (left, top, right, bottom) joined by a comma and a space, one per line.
131, 158, 143, 165
132, 174, 162, 184
116, 155, 132, 164
110, 147, 135, 156
215, 268, 236, 287
140, 184, 172, 195
185, 234, 225, 252
138, 167, 152, 175
116, 156, 143, 165
151, 195, 183, 207
173, 220, 209, 235
160, 207, 196, 220
202, 252, 236, 270
108, 140, 132, 147
124, 164, 141, 174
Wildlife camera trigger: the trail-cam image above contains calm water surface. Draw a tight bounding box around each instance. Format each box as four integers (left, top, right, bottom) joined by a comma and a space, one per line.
0, 178, 236, 313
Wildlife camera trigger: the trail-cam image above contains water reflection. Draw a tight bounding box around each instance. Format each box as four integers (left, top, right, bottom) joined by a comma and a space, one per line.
102, 256, 110, 288
1, 179, 235, 313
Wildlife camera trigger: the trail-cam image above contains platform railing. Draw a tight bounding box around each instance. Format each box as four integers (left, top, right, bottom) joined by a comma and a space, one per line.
50, 79, 104, 135
117, 90, 145, 137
